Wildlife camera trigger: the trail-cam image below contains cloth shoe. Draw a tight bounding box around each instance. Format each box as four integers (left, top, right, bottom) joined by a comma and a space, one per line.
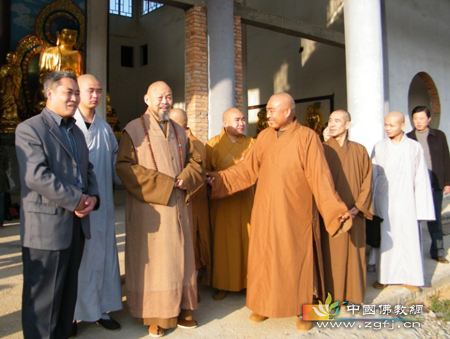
96, 317, 121, 331
402, 285, 420, 292
213, 290, 228, 301
249, 312, 268, 323
177, 319, 197, 329
373, 281, 387, 289
296, 318, 313, 331
148, 325, 164, 337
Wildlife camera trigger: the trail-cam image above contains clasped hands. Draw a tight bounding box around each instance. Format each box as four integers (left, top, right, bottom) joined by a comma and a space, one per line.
174, 178, 186, 190
75, 194, 97, 218
205, 173, 215, 185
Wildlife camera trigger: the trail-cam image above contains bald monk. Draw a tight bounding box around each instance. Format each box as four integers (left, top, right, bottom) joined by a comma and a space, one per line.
321, 110, 373, 305
116, 81, 204, 337
207, 93, 352, 331
74, 75, 122, 330
170, 108, 212, 286
206, 108, 255, 300
372, 111, 434, 291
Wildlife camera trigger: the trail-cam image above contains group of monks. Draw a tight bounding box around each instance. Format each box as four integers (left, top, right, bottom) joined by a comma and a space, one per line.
115, 80, 442, 337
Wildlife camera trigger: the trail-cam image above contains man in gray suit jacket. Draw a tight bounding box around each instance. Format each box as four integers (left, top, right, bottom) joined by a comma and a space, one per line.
16, 71, 100, 339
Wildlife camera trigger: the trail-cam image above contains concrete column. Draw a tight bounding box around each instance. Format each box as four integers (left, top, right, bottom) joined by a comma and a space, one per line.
86, 0, 108, 119
344, 0, 384, 152
208, 0, 235, 138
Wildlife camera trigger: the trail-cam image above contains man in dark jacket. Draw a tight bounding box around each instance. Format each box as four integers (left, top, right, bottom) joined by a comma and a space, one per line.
407, 106, 450, 264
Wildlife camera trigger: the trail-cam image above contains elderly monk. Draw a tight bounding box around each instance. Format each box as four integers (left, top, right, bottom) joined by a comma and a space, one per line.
116, 82, 204, 337
169, 108, 212, 286
207, 93, 352, 331
321, 110, 373, 305
206, 108, 255, 300
372, 111, 434, 292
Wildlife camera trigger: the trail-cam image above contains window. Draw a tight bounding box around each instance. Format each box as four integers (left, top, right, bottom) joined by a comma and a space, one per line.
121, 46, 134, 67
110, 0, 133, 17
140, 44, 148, 66
142, 1, 164, 16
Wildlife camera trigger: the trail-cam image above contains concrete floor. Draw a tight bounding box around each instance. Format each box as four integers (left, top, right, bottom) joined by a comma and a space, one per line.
1, 189, 449, 338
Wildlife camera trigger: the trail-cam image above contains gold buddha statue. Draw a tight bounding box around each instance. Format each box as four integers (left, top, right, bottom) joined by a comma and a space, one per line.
0, 52, 23, 132
304, 104, 323, 135
256, 109, 269, 137
38, 28, 83, 78
35, 28, 83, 111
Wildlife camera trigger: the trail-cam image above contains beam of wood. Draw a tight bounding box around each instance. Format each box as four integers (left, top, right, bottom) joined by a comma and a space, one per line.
153, 0, 205, 10
235, 4, 345, 48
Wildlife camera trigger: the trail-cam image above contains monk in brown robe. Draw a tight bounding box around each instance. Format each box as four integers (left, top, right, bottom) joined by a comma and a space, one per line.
322, 110, 373, 305
207, 93, 352, 331
116, 82, 204, 338
206, 108, 255, 300
170, 108, 212, 286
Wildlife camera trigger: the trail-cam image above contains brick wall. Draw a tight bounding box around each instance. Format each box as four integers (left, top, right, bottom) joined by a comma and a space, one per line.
417, 71, 441, 117
234, 13, 243, 112
185, 5, 208, 142
185, 1, 245, 142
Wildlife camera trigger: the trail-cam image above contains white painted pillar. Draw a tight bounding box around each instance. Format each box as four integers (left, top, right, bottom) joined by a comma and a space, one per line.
344, 0, 385, 153
208, 0, 235, 138
85, 0, 108, 119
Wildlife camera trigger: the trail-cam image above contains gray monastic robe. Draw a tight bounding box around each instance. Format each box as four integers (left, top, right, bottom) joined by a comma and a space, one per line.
74, 110, 122, 321
372, 135, 435, 286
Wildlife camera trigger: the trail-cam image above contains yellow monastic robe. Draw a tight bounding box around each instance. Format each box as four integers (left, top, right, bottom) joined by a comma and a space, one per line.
322, 137, 373, 305
186, 128, 212, 285
116, 112, 204, 322
210, 121, 352, 318
206, 130, 255, 292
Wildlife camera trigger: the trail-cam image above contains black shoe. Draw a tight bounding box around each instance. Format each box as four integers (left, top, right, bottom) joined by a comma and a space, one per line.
96, 317, 121, 331
68, 322, 77, 338
435, 256, 450, 264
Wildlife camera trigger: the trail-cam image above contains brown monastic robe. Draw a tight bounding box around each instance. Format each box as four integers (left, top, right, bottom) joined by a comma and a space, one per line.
116, 112, 204, 324
206, 129, 255, 292
322, 137, 373, 305
186, 128, 212, 285
210, 121, 352, 318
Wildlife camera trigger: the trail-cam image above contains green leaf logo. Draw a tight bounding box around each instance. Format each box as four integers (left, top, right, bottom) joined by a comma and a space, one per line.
311, 293, 340, 320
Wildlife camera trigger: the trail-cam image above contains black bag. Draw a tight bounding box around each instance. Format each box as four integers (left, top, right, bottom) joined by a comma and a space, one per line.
365, 216, 383, 248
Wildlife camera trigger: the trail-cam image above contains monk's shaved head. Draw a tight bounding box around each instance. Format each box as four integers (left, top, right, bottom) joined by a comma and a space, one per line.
223, 108, 243, 122
78, 74, 101, 87
384, 111, 405, 140
77, 73, 102, 112
222, 108, 246, 139
266, 92, 295, 131
386, 111, 405, 124
328, 109, 351, 143
169, 108, 188, 130
146, 81, 170, 96
144, 81, 173, 122
330, 109, 351, 122
271, 93, 295, 112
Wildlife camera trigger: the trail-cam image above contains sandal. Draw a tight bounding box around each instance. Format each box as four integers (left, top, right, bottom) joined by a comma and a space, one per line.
148, 325, 164, 338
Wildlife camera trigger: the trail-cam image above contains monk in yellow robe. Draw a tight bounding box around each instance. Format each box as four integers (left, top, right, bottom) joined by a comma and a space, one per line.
207, 93, 352, 331
170, 108, 212, 286
206, 108, 255, 300
116, 82, 204, 337
322, 110, 373, 305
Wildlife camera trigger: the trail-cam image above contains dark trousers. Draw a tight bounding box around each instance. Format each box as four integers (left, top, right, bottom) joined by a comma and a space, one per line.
428, 189, 445, 258
22, 217, 85, 339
